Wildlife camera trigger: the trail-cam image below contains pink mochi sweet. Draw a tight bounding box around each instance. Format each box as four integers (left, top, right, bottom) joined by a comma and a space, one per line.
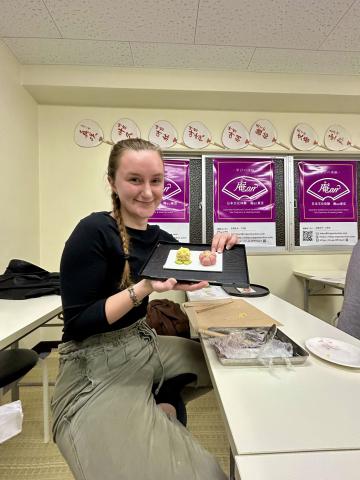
199, 250, 217, 266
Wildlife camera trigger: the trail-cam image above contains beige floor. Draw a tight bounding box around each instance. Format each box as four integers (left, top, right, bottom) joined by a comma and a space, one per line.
0, 354, 229, 479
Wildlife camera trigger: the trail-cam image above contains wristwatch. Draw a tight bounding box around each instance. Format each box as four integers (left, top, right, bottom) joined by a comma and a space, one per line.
127, 286, 142, 307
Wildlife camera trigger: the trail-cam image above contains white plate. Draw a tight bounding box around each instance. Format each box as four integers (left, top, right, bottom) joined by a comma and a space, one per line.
163, 250, 223, 272
305, 337, 360, 368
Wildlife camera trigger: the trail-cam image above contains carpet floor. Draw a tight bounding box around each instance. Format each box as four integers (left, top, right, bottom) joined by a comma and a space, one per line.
0, 354, 229, 479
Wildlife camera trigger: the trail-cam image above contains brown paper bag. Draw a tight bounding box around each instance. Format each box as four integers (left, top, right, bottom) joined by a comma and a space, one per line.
183, 298, 281, 332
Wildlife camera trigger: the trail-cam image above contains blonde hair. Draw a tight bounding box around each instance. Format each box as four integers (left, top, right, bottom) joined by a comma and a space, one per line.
107, 138, 163, 289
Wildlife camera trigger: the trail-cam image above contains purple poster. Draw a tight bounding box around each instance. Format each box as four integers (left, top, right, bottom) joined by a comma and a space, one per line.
213, 159, 275, 222
298, 161, 357, 222
149, 159, 189, 223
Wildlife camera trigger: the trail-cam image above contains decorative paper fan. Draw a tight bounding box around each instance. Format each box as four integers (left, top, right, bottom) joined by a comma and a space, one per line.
222, 122, 249, 149
148, 120, 179, 148
292, 123, 321, 151
111, 118, 141, 143
74, 119, 104, 147
183, 121, 224, 149
249, 119, 290, 150
324, 124, 360, 151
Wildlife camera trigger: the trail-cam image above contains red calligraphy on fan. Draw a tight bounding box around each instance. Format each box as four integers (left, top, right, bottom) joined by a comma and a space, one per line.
188, 126, 205, 143
296, 129, 310, 144
155, 125, 170, 142
328, 129, 344, 145
79, 129, 98, 142
117, 123, 133, 138
155, 125, 164, 137
255, 124, 269, 139
228, 126, 242, 142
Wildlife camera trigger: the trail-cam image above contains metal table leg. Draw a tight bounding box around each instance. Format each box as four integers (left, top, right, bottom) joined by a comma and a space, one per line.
303, 278, 310, 312
229, 449, 235, 480
10, 341, 20, 401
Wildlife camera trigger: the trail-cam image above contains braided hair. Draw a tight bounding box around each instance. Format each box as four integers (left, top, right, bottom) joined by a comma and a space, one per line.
107, 138, 163, 289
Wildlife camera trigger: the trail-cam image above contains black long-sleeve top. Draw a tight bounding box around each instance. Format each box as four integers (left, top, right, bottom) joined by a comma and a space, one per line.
60, 211, 176, 342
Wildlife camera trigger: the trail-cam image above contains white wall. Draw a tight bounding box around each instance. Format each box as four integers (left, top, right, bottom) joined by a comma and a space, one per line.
0, 42, 40, 347
0, 42, 39, 272
39, 105, 352, 324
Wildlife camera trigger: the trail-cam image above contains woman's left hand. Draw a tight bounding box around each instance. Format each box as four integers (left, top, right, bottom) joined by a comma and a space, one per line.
150, 278, 209, 293
211, 232, 238, 253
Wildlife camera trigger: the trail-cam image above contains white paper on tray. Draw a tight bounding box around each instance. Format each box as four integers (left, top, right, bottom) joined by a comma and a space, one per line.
187, 285, 230, 301
163, 250, 223, 272
237, 286, 256, 294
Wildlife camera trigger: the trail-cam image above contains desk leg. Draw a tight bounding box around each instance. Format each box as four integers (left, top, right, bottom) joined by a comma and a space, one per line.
42, 358, 50, 443
229, 450, 235, 480
11, 383, 19, 401
303, 279, 310, 312
10, 342, 20, 401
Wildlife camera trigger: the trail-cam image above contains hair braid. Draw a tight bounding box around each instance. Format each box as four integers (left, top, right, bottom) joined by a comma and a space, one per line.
111, 191, 132, 289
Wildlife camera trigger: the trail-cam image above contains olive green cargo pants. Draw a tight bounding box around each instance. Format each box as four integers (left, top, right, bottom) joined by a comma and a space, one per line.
51, 320, 227, 480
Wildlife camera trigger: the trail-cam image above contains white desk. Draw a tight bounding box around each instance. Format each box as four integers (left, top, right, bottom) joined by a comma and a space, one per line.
0, 295, 62, 442
0, 295, 62, 349
200, 294, 360, 458
293, 269, 346, 312
235, 451, 360, 480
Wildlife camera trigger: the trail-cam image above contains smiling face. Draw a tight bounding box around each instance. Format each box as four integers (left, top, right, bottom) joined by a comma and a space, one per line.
110, 148, 164, 229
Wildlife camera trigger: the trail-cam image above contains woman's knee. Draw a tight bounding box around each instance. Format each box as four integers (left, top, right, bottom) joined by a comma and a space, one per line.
157, 336, 211, 387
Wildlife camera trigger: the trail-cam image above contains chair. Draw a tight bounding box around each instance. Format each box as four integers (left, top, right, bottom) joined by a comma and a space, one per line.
337, 240, 360, 339
0, 348, 39, 417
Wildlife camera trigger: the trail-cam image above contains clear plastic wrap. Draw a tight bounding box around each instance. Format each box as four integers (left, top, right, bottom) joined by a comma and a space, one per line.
207, 328, 293, 366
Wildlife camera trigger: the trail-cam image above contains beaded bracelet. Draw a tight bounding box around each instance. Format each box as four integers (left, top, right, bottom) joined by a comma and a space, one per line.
127, 285, 142, 307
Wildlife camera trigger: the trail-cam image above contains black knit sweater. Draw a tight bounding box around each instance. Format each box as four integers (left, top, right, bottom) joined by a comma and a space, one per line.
60, 211, 176, 341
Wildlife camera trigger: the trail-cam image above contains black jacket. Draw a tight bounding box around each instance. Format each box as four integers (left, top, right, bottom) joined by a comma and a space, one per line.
0, 259, 60, 299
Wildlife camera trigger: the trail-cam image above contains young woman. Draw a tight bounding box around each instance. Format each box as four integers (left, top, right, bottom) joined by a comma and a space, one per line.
51, 138, 237, 480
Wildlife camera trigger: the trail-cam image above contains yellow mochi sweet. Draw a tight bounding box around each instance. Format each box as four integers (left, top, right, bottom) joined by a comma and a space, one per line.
175, 247, 192, 264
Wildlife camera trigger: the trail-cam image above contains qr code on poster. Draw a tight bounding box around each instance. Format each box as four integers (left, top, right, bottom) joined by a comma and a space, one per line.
302, 230, 313, 242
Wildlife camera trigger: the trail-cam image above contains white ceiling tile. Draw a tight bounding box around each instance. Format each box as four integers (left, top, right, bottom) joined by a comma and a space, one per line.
196, 0, 354, 49
0, 0, 59, 37
249, 48, 360, 75
321, 0, 360, 51
131, 43, 254, 70
44, 0, 198, 43
0, 0, 358, 76
3, 38, 133, 66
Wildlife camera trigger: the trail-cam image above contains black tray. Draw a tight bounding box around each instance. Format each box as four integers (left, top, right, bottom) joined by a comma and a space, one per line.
139, 242, 250, 286
206, 327, 309, 366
